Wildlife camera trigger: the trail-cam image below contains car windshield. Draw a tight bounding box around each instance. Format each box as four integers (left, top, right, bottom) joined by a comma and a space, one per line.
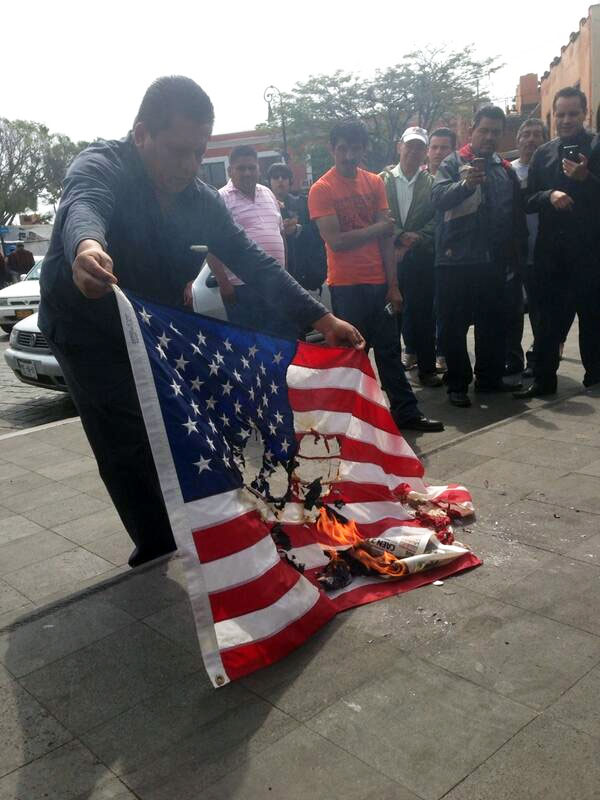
25, 259, 43, 280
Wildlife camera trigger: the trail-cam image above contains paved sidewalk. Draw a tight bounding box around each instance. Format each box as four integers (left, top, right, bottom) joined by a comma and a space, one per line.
1, 375, 600, 797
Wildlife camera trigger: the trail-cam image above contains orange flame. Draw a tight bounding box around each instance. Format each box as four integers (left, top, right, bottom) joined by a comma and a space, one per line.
316, 507, 362, 548
316, 508, 407, 578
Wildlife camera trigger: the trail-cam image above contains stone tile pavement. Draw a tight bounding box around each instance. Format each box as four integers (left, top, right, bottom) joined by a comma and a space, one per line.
1, 325, 600, 796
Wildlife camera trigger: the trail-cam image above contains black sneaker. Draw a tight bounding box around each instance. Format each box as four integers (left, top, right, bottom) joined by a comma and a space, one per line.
128, 543, 177, 568
396, 415, 445, 432
513, 383, 556, 400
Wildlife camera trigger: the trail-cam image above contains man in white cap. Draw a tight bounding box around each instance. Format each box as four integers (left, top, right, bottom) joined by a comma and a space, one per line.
380, 127, 441, 387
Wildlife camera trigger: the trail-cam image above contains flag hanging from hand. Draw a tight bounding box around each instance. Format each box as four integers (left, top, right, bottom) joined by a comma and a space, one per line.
115, 288, 480, 688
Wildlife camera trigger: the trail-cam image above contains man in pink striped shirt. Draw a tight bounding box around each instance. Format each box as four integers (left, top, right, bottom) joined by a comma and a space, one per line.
209, 145, 297, 338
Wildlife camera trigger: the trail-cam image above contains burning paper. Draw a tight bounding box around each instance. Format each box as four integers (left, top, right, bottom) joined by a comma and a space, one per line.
314, 507, 470, 591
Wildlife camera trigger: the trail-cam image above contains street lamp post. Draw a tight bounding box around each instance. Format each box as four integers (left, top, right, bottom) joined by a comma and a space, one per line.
263, 85, 289, 164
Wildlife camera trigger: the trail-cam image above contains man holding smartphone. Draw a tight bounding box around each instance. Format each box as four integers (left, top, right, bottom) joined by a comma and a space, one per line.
431, 106, 527, 408
514, 86, 600, 398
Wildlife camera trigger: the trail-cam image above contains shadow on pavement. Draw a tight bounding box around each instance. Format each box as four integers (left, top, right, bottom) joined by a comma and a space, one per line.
2, 557, 342, 798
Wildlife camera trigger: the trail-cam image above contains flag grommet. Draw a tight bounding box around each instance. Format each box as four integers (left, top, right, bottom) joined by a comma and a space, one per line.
215, 675, 225, 686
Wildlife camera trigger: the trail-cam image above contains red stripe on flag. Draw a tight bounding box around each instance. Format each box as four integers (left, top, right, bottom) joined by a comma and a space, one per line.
324, 480, 407, 505
433, 487, 473, 505
278, 522, 321, 549
305, 552, 482, 612
210, 560, 302, 623
220, 592, 337, 681
338, 435, 425, 478
293, 341, 376, 378
289, 387, 399, 434
193, 511, 269, 563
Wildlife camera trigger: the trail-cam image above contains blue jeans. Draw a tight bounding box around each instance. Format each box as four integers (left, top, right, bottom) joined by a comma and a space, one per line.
330, 283, 420, 423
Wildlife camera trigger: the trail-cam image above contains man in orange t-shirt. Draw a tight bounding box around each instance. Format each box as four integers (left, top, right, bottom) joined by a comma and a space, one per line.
308, 120, 443, 433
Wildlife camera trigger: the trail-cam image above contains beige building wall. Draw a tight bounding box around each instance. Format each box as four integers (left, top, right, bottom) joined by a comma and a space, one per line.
540, 5, 600, 135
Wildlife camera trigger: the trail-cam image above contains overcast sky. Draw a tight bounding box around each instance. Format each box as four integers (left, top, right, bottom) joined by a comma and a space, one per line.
3, 0, 594, 142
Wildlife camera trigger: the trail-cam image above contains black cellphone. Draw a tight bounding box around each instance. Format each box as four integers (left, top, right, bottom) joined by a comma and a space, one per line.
562, 144, 580, 162
472, 157, 486, 171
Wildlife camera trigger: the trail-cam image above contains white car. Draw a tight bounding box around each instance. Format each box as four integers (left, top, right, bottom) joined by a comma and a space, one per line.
191, 262, 330, 328
0, 258, 44, 333
4, 312, 68, 392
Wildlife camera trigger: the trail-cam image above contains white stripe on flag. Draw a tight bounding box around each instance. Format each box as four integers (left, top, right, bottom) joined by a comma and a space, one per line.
215, 576, 321, 650
293, 409, 409, 455
203, 535, 280, 593
268, 499, 415, 525
287, 365, 389, 408
186, 488, 257, 531
287, 543, 330, 569
337, 459, 427, 492
342, 500, 415, 524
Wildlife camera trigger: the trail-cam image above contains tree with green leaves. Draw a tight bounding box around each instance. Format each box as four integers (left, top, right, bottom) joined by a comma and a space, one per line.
41, 134, 89, 212
259, 46, 502, 178
0, 119, 50, 226
0, 119, 87, 226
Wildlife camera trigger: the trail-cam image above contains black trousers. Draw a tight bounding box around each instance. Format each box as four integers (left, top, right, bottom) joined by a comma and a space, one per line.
523, 263, 574, 368
48, 338, 175, 556
534, 264, 600, 390
398, 251, 436, 377
505, 272, 525, 375
330, 284, 420, 423
437, 262, 507, 393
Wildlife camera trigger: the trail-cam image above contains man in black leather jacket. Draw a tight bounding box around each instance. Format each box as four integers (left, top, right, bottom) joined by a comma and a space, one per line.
39, 76, 363, 567
514, 86, 600, 399
432, 106, 527, 408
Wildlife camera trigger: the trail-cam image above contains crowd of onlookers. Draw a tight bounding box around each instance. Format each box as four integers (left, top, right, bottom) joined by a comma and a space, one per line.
33, 74, 600, 565
210, 84, 600, 430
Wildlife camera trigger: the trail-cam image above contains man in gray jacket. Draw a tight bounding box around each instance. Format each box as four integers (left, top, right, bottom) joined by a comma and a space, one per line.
39, 76, 364, 567
432, 106, 527, 408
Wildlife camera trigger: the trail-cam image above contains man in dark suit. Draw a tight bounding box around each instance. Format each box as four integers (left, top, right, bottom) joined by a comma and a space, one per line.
514, 86, 600, 398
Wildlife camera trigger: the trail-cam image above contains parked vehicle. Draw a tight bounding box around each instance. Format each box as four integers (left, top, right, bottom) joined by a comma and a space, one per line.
191, 263, 330, 332
4, 312, 68, 392
0, 257, 44, 333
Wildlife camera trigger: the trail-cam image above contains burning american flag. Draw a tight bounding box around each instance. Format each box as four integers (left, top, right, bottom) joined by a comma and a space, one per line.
115, 288, 480, 688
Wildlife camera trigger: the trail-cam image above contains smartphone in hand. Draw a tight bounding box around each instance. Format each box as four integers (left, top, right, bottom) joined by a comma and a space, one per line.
562, 144, 580, 162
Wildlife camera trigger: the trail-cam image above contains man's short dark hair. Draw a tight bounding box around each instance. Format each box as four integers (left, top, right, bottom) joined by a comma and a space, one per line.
267, 162, 293, 182
229, 145, 258, 164
516, 118, 549, 142
429, 127, 457, 149
473, 105, 507, 130
553, 86, 588, 113
329, 119, 369, 149
134, 76, 214, 135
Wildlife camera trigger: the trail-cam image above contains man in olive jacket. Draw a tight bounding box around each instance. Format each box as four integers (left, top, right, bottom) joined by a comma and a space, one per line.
380, 127, 441, 387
